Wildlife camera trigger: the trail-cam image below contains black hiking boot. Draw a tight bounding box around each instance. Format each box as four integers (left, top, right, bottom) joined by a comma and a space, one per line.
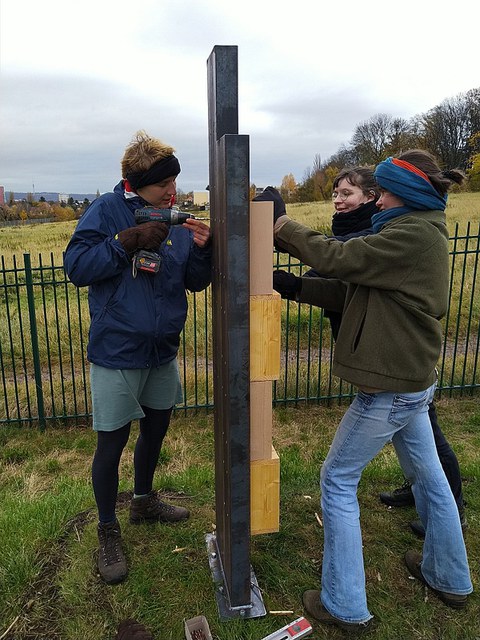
404, 550, 468, 609
97, 520, 128, 585
129, 490, 190, 524
410, 508, 467, 538
379, 480, 415, 507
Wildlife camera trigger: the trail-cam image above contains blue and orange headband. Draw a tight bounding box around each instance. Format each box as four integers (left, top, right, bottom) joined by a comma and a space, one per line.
374, 157, 447, 211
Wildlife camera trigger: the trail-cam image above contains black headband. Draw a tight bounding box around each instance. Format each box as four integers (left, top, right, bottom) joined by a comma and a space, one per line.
126, 155, 181, 190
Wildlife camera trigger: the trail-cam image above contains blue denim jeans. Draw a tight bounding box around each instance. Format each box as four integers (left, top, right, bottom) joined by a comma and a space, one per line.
320, 383, 472, 623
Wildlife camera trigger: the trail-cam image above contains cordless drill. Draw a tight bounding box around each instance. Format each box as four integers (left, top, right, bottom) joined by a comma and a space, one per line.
132, 207, 209, 276
134, 207, 209, 225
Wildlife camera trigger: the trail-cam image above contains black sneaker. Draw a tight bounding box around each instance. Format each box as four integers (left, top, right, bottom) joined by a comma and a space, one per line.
97, 520, 128, 585
129, 490, 190, 524
379, 480, 415, 507
302, 590, 372, 633
404, 550, 468, 609
410, 509, 467, 538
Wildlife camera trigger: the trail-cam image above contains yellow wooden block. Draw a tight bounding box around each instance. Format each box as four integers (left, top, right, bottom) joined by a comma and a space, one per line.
250, 447, 280, 535
250, 292, 281, 381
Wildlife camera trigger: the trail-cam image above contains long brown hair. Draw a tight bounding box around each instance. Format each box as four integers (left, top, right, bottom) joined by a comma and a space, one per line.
397, 150, 465, 196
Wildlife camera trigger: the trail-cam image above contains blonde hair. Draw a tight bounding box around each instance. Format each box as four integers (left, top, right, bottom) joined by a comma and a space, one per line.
121, 130, 175, 177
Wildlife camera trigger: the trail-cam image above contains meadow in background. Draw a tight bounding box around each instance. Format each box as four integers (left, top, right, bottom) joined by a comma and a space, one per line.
1, 191, 479, 268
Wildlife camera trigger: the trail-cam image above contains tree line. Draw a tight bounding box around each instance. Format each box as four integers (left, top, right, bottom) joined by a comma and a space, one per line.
2, 86, 479, 221
276, 87, 480, 202
0, 194, 94, 223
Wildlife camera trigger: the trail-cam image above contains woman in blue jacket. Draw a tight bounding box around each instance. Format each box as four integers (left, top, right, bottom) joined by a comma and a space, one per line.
64, 130, 212, 585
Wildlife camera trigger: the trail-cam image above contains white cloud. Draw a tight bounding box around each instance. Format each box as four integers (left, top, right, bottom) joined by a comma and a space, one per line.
0, 0, 478, 193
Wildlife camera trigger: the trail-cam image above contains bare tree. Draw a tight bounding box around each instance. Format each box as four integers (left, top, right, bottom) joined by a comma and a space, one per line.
418, 92, 478, 169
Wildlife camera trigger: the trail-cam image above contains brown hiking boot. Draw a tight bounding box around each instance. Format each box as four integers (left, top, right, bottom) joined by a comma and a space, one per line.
404, 550, 468, 609
302, 590, 373, 633
97, 520, 128, 585
115, 619, 153, 640
129, 490, 190, 524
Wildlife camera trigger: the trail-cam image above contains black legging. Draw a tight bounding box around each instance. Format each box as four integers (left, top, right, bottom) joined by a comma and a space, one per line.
92, 406, 172, 523
428, 402, 464, 511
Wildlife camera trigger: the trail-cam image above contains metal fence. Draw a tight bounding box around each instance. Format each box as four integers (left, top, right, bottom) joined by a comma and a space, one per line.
1, 222, 479, 428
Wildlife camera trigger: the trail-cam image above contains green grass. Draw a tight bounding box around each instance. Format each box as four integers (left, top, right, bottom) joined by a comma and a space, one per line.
0, 398, 479, 639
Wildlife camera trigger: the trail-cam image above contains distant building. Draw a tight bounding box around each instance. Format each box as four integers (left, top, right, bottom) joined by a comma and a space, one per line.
0, 186, 4, 205
193, 190, 209, 207
58, 193, 70, 204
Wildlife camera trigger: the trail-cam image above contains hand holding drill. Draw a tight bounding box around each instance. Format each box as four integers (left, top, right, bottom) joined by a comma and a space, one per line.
117, 221, 169, 255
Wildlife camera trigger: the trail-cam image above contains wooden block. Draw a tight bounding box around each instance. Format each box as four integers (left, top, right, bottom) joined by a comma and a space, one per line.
250, 381, 273, 461
250, 446, 280, 535
250, 292, 281, 381
250, 200, 274, 295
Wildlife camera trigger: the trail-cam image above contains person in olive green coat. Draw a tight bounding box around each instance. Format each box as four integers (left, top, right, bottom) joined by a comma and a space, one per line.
256, 150, 472, 632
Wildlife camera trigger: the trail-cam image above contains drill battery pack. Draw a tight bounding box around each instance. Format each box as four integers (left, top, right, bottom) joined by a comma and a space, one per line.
132, 249, 162, 277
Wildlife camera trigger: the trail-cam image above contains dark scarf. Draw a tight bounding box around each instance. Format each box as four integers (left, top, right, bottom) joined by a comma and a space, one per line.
331, 200, 378, 237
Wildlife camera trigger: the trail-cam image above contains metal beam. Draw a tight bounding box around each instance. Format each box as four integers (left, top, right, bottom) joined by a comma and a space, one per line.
206, 45, 265, 619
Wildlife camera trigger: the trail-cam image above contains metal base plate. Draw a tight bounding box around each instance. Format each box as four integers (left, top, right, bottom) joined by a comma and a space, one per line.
205, 533, 266, 620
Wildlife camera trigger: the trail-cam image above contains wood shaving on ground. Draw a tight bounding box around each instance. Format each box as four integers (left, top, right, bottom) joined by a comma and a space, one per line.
269, 610, 294, 615
172, 546, 188, 553
314, 512, 323, 527
0, 616, 19, 640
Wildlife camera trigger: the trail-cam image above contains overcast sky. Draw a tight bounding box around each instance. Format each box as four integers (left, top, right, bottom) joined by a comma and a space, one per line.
1, 0, 478, 195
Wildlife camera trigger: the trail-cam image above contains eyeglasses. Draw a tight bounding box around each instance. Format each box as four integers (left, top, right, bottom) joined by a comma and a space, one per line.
332, 189, 376, 201
332, 191, 352, 201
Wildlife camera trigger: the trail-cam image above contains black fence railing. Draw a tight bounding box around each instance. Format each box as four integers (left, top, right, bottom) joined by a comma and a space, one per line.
1, 223, 479, 428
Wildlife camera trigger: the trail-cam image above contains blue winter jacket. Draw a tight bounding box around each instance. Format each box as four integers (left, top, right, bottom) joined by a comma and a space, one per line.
64, 181, 212, 369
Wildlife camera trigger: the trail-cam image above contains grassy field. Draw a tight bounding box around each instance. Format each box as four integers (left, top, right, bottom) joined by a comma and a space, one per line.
2, 194, 479, 425
1, 191, 479, 267
0, 399, 479, 640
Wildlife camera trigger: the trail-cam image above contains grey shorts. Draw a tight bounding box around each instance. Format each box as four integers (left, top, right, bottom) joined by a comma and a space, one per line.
90, 360, 183, 432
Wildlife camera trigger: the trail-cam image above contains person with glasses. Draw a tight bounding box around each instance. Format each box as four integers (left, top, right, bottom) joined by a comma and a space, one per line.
272, 166, 379, 339
255, 150, 472, 632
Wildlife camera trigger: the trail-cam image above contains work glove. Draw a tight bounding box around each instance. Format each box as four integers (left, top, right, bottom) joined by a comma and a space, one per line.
273, 269, 302, 300
117, 222, 169, 254
115, 619, 154, 640
253, 186, 287, 223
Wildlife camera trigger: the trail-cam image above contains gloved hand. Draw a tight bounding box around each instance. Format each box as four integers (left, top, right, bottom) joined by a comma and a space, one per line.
253, 186, 287, 223
273, 269, 302, 300
115, 619, 154, 640
117, 222, 169, 254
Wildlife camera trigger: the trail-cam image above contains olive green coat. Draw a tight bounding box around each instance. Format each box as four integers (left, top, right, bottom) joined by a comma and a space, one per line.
275, 210, 449, 392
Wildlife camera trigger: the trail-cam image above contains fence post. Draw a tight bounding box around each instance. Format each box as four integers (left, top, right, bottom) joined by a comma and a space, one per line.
24, 253, 46, 431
